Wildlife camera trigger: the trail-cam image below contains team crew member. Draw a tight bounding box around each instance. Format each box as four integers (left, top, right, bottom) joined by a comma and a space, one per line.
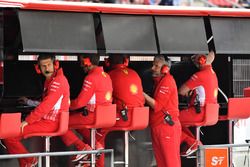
3, 54, 70, 167
108, 54, 145, 127
144, 55, 181, 167
77, 54, 145, 167
92, 54, 145, 167
59, 54, 113, 162
179, 51, 218, 156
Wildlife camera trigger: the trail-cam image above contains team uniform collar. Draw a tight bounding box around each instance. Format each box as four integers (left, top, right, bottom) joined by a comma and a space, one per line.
201, 65, 212, 71
88, 66, 104, 74
112, 64, 126, 70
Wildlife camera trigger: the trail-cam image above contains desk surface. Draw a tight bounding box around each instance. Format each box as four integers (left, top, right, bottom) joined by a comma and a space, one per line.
0, 98, 34, 113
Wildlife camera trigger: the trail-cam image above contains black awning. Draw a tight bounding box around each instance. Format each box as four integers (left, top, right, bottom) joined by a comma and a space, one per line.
155, 16, 208, 54
211, 17, 250, 54
18, 10, 97, 54
100, 14, 158, 54
0, 10, 3, 60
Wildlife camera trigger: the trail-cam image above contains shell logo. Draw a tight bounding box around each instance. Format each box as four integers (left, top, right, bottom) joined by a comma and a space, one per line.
130, 84, 138, 94
102, 72, 107, 77
214, 88, 218, 98
105, 91, 112, 101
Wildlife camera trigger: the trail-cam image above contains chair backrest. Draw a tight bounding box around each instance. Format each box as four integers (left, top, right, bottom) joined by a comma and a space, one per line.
130, 107, 149, 130
0, 113, 21, 139
203, 103, 219, 126
95, 104, 116, 128
56, 111, 69, 135
227, 97, 250, 120
24, 111, 69, 138
244, 87, 250, 97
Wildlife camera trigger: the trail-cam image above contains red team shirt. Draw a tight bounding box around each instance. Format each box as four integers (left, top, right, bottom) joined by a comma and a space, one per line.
150, 73, 179, 127
70, 67, 113, 111
185, 65, 218, 106
25, 68, 70, 124
108, 64, 144, 126
109, 64, 144, 110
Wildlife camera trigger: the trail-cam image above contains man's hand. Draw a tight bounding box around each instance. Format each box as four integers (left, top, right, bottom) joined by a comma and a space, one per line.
18, 97, 29, 105
178, 84, 191, 97
206, 51, 215, 65
20, 121, 28, 133
143, 92, 155, 109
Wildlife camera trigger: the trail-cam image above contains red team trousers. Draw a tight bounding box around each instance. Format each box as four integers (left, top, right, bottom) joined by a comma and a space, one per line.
3, 120, 59, 167
150, 118, 181, 167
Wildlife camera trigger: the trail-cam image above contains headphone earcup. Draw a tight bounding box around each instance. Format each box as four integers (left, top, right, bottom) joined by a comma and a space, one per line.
104, 58, 110, 67
198, 55, 206, 65
34, 64, 41, 74
161, 65, 169, 74
123, 57, 129, 67
82, 58, 92, 66
54, 60, 60, 70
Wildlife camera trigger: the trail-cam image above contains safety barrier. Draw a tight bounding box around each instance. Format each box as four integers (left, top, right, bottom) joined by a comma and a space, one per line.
0, 149, 114, 167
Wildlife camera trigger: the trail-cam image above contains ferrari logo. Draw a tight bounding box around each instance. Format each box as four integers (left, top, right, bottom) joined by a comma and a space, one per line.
102, 72, 107, 77
122, 69, 128, 75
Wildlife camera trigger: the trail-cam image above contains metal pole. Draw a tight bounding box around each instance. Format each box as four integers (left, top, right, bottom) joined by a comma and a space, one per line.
0, 149, 114, 159
110, 149, 114, 167
38, 156, 42, 167
125, 131, 129, 167
91, 128, 96, 167
196, 126, 201, 167
45, 136, 50, 167
229, 120, 233, 167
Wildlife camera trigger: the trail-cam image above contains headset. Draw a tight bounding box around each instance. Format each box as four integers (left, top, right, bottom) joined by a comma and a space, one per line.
104, 58, 110, 67
34, 60, 59, 74
161, 64, 169, 74
160, 56, 171, 75
197, 54, 207, 66
82, 57, 92, 67
123, 57, 129, 67
104, 56, 129, 67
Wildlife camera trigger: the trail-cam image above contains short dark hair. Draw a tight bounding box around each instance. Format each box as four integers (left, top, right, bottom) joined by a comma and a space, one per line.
109, 54, 129, 66
37, 53, 55, 63
80, 54, 100, 66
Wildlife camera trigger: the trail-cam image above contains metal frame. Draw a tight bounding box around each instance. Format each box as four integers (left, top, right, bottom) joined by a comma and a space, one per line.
0, 149, 114, 167
196, 126, 201, 167
90, 128, 96, 167
113, 131, 129, 167
45, 136, 50, 167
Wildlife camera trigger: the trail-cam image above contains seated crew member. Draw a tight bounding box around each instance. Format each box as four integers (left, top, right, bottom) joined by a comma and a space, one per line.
3, 54, 70, 167
179, 51, 218, 156
98, 54, 145, 167
59, 54, 113, 163
106, 54, 145, 127
144, 55, 181, 167
74, 54, 145, 167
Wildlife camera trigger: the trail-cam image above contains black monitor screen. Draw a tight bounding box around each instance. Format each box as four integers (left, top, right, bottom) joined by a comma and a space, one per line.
211, 17, 250, 54
3, 60, 86, 99
3, 61, 43, 98
0, 10, 3, 60
155, 16, 208, 54
18, 10, 97, 53
101, 14, 158, 54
